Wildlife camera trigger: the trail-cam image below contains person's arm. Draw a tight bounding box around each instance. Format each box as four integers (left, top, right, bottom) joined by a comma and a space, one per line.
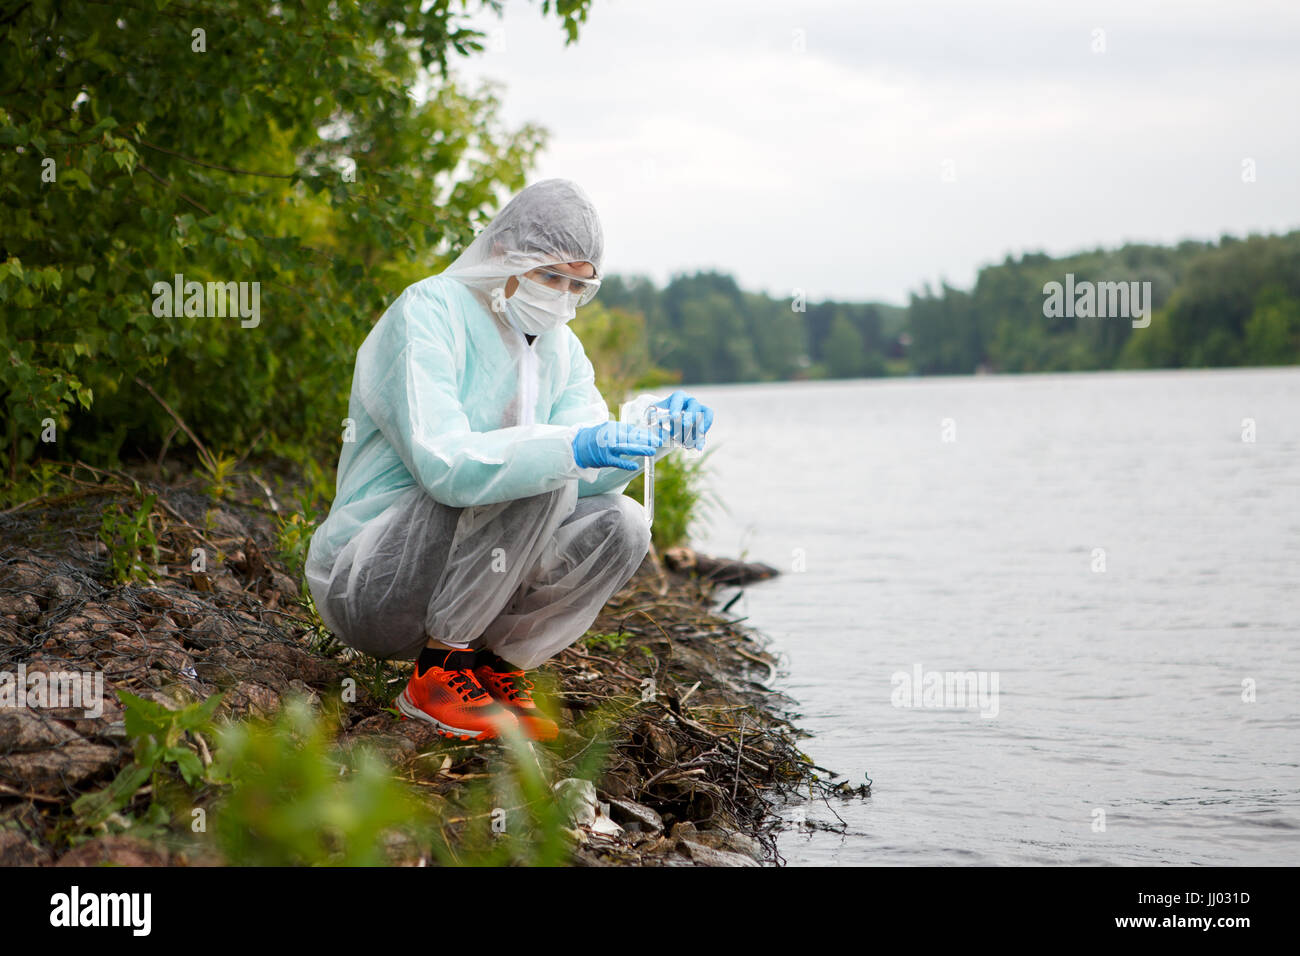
355, 283, 598, 508
550, 329, 671, 498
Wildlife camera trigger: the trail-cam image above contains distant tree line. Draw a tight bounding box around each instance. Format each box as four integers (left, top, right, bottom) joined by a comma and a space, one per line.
596, 230, 1300, 384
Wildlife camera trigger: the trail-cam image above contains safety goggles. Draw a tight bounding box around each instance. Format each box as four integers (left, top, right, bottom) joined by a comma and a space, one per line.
525, 266, 602, 306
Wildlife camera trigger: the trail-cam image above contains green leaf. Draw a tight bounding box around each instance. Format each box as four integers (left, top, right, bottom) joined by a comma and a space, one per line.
62, 168, 92, 191
119, 689, 173, 741
71, 761, 153, 826
168, 747, 205, 785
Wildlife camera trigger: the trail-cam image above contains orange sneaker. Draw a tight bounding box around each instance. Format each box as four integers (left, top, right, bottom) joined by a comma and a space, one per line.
473, 652, 559, 742
395, 659, 519, 742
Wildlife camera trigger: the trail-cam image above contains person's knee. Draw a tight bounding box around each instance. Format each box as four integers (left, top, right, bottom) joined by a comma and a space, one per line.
511, 483, 578, 534
603, 493, 652, 558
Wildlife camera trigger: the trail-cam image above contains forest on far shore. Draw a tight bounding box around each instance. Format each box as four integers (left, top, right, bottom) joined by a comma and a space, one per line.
594, 229, 1300, 383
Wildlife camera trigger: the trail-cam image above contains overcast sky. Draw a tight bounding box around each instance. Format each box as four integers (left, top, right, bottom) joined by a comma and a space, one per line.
453, 0, 1300, 304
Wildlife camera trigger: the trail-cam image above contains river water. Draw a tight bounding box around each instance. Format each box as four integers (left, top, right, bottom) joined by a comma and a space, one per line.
684, 368, 1300, 865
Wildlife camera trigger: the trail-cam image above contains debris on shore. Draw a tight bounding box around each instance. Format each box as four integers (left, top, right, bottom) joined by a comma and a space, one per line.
0, 463, 865, 866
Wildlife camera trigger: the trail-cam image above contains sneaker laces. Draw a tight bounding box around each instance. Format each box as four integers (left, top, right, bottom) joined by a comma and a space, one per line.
444, 669, 489, 702
495, 671, 533, 702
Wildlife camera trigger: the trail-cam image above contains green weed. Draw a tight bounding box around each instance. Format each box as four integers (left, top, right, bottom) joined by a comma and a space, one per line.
206, 695, 429, 866
69, 689, 223, 835
98, 492, 160, 584
623, 447, 719, 551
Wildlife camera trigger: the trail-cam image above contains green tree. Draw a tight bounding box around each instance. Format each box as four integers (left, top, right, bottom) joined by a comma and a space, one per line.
1242, 288, 1300, 365
1, 0, 593, 479
824, 313, 867, 378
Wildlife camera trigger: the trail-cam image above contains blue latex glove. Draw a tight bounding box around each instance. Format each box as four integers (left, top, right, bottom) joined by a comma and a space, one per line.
573, 421, 666, 471
651, 390, 714, 450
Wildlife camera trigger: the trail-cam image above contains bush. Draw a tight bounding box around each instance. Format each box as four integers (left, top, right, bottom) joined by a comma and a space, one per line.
622, 449, 717, 552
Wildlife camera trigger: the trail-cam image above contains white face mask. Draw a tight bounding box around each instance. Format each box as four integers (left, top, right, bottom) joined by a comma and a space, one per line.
504, 275, 579, 335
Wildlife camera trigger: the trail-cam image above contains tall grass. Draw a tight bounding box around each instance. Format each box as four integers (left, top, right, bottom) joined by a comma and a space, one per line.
65, 689, 612, 867
621, 450, 717, 552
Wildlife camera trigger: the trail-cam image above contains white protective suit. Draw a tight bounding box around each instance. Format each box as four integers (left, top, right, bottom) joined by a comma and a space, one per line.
304, 179, 669, 668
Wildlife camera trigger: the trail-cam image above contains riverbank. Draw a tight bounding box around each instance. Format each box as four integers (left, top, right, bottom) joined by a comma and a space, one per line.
0, 462, 864, 866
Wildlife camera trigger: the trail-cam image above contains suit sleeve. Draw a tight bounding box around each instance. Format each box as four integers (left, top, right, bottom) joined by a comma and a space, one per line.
355, 285, 596, 508
550, 330, 670, 498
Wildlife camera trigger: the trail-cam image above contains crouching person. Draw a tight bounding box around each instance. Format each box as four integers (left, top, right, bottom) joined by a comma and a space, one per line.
305, 179, 713, 742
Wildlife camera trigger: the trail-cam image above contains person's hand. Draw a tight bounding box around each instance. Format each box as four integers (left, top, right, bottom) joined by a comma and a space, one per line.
651, 390, 714, 449
573, 421, 666, 471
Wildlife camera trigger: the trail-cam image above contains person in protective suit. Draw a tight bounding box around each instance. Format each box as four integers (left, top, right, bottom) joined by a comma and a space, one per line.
305, 179, 714, 742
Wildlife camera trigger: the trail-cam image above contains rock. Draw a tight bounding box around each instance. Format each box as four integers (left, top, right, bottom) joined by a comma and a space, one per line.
0, 741, 120, 795
96, 633, 148, 673
48, 612, 93, 637
0, 828, 50, 866
140, 621, 180, 642
76, 605, 118, 632
285, 678, 320, 704
258, 641, 315, 670
137, 587, 174, 609
122, 686, 187, 710
723, 831, 765, 861
604, 796, 664, 833
185, 613, 239, 649
0, 592, 41, 624
137, 630, 195, 673
71, 717, 127, 743
55, 835, 171, 867
211, 570, 246, 597
691, 827, 765, 862
192, 661, 233, 685
208, 509, 251, 541
669, 820, 698, 841
270, 570, 300, 599
342, 733, 415, 765
43, 574, 88, 606
194, 646, 263, 683
223, 680, 280, 716
258, 641, 340, 685
164, 597, 208, 629
12, 669, 114, 725
677, 838, 760, 867
0, 708, 84, 751
0, 560, 48, 593
595, 770, 635, 799
639, 721, 677, 764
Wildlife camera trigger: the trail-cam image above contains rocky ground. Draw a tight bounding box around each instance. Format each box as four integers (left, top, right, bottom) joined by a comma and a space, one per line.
0, 462, 865, 866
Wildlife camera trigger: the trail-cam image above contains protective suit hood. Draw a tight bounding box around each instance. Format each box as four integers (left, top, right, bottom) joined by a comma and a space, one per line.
440, 178, 603, 323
